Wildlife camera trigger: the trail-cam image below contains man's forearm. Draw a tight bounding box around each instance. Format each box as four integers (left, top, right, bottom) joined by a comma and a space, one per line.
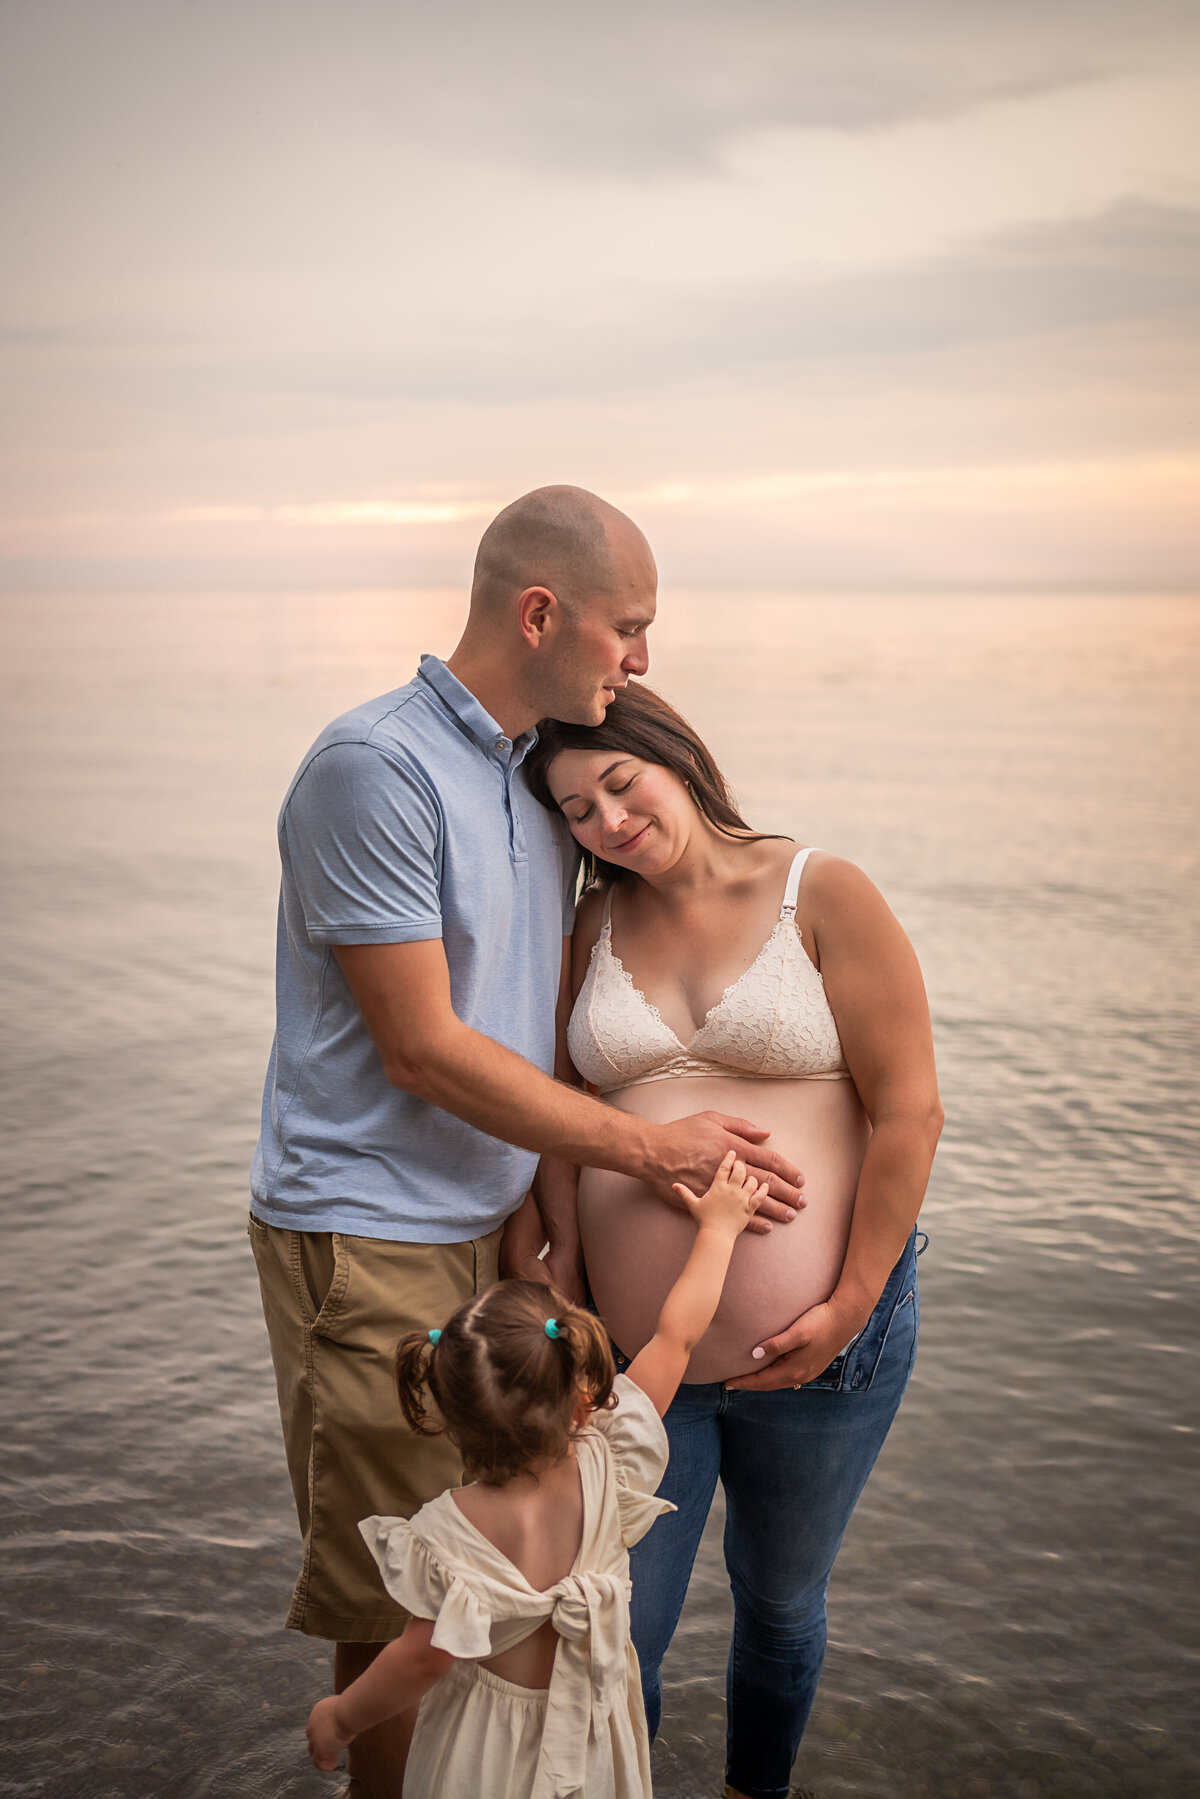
335, 939, 804, 1212
390, 1013, 655, 1177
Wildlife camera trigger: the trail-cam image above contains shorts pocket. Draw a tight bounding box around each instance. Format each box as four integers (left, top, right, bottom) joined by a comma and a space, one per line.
290, 1231, 351, 1336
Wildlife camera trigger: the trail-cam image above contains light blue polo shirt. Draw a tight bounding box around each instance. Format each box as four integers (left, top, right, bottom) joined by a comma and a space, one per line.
250, 656, 579, 1242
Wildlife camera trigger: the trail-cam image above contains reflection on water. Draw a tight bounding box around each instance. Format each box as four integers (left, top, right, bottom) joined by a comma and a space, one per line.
2, 590, 1197, 1797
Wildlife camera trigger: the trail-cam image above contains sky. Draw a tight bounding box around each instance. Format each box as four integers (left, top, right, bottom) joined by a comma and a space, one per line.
2, 0, 1199, 591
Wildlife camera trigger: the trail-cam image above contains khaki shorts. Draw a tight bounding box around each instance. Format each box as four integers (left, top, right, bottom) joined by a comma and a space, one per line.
250, 1214, 502, 1643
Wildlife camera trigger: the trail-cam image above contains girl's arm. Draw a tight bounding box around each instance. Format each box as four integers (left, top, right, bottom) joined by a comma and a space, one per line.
625, 1153, 764, 1416
306, 1619, 453, 1771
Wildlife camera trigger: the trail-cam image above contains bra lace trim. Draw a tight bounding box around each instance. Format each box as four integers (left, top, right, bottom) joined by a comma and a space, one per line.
569, 850, 848, 1093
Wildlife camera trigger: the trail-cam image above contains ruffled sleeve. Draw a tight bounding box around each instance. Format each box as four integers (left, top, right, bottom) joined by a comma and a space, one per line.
357, 1513, 494, 1657
590, 1373, 676, 1546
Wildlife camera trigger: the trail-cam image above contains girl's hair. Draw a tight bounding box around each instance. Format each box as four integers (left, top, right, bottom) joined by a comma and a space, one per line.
523, 681, 786, 886
394, 1280, 616, 1487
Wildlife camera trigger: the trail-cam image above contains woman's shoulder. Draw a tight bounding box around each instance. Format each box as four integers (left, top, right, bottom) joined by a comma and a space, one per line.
794, 846, 884, 907
793, 848, 912, 973
750, 839, 867, 906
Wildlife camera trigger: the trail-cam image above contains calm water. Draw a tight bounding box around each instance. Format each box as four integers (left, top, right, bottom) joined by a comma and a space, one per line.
2, 589, 1197, 1798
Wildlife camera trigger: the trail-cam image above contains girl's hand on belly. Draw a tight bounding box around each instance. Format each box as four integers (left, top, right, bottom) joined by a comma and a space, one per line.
645, 1110, 805, 1231
725, 1294, 868, 1391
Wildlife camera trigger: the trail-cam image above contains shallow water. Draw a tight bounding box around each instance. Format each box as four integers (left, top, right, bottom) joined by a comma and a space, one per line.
2, 589, 1197, 1797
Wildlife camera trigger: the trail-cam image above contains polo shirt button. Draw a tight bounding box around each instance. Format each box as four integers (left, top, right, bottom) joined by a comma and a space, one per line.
496, 738, 509, 751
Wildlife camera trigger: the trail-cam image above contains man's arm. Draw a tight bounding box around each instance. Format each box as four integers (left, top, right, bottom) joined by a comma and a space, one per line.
333, 938, 803, 1218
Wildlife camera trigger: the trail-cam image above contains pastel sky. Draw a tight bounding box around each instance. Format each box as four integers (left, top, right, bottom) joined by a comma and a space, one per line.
2, 0, 1198, 590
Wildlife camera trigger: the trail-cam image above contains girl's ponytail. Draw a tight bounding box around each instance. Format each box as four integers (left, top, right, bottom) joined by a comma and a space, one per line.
546, 1306, 616, 1416
394, 1330, 442, 1437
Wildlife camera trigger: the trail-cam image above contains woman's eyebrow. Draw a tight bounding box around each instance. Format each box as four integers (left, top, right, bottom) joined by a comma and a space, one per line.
556, 757, 634, 805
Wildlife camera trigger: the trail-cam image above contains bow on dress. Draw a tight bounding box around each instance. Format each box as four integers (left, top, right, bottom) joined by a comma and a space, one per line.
532, 1568, 633, 1799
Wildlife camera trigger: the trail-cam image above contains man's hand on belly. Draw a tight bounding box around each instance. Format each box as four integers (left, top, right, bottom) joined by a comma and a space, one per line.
645, 1112, 804, 1233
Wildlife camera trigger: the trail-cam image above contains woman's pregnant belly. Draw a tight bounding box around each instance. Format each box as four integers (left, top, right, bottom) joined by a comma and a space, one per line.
579, 1075, 869, 1385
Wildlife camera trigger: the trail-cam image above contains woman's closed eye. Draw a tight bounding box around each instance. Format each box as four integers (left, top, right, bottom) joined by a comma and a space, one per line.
565, 778, 637, 826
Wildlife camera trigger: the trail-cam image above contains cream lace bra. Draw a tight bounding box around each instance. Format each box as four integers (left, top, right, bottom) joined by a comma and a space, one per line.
568, 847, 850, 1095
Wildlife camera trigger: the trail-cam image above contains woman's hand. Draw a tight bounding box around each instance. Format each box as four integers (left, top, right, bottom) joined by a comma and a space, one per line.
534, 1157, 587, 1305
542, 1241, 586, 1304
306, 1695, 351, 1771
499, 1189, 586, 1303
724, 1295, 871, 1392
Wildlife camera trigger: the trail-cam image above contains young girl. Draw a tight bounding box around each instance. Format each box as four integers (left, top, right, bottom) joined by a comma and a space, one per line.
305, 1150, 766, 1799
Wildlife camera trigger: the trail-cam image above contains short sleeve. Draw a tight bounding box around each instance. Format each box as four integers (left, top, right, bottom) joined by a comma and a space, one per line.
282, 741, 444, 945
591, 1373, 675, 1546
358, 1515, 494, 1657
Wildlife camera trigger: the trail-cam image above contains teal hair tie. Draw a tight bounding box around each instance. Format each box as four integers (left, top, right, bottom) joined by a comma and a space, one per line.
428, 1329, 441, 1345
544, 1318, 560, 1339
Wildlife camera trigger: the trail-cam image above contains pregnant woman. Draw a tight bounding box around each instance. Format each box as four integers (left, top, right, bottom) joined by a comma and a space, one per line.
521, 684, 943, 1799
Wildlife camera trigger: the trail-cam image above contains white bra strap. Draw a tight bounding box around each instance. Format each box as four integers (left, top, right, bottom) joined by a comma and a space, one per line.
600, 885, 616, 934
781, 848, 819, 917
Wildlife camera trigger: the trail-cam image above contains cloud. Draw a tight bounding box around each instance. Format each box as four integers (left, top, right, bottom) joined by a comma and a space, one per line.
1, 1, 1198, 588
3, 0, 1199, 205
96, 197, 1192, 406
653, 198, 1200, 373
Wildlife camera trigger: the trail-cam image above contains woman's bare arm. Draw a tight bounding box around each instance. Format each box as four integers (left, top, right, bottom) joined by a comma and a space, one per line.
728, 856, 942, 1391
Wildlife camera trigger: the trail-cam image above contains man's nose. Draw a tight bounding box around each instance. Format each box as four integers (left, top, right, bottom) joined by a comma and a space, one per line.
622, 632, 650, 677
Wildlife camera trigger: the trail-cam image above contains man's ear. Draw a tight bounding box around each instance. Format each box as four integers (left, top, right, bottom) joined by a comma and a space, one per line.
517, 585, 561, 649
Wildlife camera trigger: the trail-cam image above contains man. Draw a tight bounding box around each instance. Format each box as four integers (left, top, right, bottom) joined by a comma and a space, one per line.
249, 485, 802, 1797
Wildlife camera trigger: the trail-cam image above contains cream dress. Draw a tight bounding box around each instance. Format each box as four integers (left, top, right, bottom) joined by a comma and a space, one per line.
359, 1374, 674, 1799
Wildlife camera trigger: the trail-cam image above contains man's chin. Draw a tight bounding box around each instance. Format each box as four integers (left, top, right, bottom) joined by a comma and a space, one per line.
571, 697, 610, 726
545, 690, 615, 727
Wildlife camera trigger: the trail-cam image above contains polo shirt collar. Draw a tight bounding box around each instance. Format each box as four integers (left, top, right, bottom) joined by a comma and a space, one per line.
417, 654, 537, 763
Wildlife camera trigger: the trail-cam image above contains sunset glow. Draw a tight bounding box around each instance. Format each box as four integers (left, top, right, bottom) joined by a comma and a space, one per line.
1, 3, 1198, 589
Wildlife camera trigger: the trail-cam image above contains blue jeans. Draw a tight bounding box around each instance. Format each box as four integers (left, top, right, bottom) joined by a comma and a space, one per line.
628, 1230, 923, 1799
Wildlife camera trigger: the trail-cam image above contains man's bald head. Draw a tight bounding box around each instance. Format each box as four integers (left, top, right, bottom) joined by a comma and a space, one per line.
470, 486, 645, 621
448, 484, 656, 730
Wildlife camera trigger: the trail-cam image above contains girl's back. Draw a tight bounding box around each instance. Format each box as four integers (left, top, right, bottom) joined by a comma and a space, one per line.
451, 1450, 586, 1688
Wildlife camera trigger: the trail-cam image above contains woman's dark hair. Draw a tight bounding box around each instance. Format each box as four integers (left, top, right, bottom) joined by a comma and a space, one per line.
394, 1280, 616, 1487
524, 681, 785, 885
